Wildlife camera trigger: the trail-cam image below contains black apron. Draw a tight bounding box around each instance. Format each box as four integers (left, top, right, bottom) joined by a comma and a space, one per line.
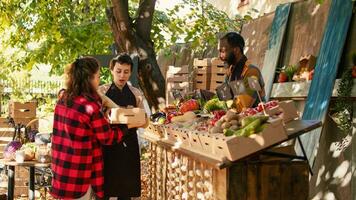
103, 83, 141, 197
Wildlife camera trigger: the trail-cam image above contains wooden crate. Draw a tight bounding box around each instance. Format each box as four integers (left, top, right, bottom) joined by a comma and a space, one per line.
0, 117, 9, 128
225, 160, 309, 200
167, 82, 190, 90
194, 80, 210, 90
166, 65, 190, 75
166, 84, 190, 104
9, 101, 36, 118
210, 73, 225, 91
166, 74, 190, 83
146, 124, 166, 138
194, 58, 212, 74
213, 118, 287, 161
166, 65, 193, 104
193, 58, 211, 67
210, 80, 224, 91
211, 58, 225, 74
164, 125, 178, 144
211, 73, 225, 82
194, 73, 211, 90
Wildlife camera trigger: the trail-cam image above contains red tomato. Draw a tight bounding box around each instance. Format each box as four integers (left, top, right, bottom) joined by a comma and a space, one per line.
179, 99, 200, 113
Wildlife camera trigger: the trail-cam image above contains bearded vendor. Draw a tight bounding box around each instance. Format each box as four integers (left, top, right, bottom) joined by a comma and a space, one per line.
218, 32, 266, 112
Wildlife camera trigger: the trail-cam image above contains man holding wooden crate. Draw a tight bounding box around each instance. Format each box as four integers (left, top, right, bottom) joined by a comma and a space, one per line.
218, 32, 266, 112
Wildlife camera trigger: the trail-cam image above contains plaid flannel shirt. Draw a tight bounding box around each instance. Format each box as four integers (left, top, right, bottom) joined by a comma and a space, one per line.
50, 94, 124, 199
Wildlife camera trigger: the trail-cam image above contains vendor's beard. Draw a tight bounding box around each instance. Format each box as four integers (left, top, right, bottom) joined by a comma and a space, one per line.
227, 52, 236, 66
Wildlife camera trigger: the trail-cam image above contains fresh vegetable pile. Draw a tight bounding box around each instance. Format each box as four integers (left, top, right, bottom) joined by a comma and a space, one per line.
148, 98, 284, 139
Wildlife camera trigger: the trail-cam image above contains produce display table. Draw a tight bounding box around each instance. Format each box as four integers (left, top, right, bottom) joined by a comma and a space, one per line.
141, 120, 321, 200
0, 159, 50, 200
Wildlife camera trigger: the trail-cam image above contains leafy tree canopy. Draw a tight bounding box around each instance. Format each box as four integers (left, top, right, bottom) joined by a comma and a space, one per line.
0, 0, 243, 76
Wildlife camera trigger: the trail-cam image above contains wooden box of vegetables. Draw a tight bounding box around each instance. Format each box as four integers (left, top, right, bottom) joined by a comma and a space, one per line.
278, 100, 300, 123
166, 126, 192, 148
165, 125, 178, 144
213, 118, 287, 161
176, 128, 191, 148
146, 124, 166, 138
188, 131, 204, 151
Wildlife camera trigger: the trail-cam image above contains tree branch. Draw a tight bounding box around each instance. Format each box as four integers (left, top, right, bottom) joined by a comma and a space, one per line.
109, 0, 137, 52
136, 0, 156, 42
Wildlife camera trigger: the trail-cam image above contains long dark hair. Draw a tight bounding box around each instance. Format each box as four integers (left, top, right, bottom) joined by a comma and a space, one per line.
63, 56, 100, 104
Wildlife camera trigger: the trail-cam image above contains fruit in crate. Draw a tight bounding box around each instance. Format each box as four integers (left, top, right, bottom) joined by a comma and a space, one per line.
179, 99, 200, 113
203, 98, 227, 113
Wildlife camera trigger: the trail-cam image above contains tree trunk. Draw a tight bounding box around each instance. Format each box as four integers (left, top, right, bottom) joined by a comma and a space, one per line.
107, 0, 165, 110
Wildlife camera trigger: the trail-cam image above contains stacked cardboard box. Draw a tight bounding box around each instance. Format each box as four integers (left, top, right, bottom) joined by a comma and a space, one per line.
193, 58, 211, 90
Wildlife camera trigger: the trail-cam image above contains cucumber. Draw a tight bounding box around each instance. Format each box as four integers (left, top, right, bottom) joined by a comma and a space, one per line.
241, 115, 269, 127
255, 123, 267, 133
235, 118, 262, 137
223, 129, 235, 136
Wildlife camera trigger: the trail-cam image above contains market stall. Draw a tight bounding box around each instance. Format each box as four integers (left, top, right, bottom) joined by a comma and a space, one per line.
143, 95, 322, 199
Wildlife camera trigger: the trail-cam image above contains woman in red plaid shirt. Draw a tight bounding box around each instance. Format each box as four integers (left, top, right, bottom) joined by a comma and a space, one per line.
51, 57, 128, 200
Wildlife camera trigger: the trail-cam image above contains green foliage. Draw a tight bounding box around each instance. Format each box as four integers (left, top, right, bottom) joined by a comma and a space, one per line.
151, 0, 244, 55
284, 65, 298, 81
332, 68, 353, 134
100, 66, 112, 84
0, 0, 113, 76
0, 0, 244, 114
0, 0, 243, 78
351, 52, 356, 66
